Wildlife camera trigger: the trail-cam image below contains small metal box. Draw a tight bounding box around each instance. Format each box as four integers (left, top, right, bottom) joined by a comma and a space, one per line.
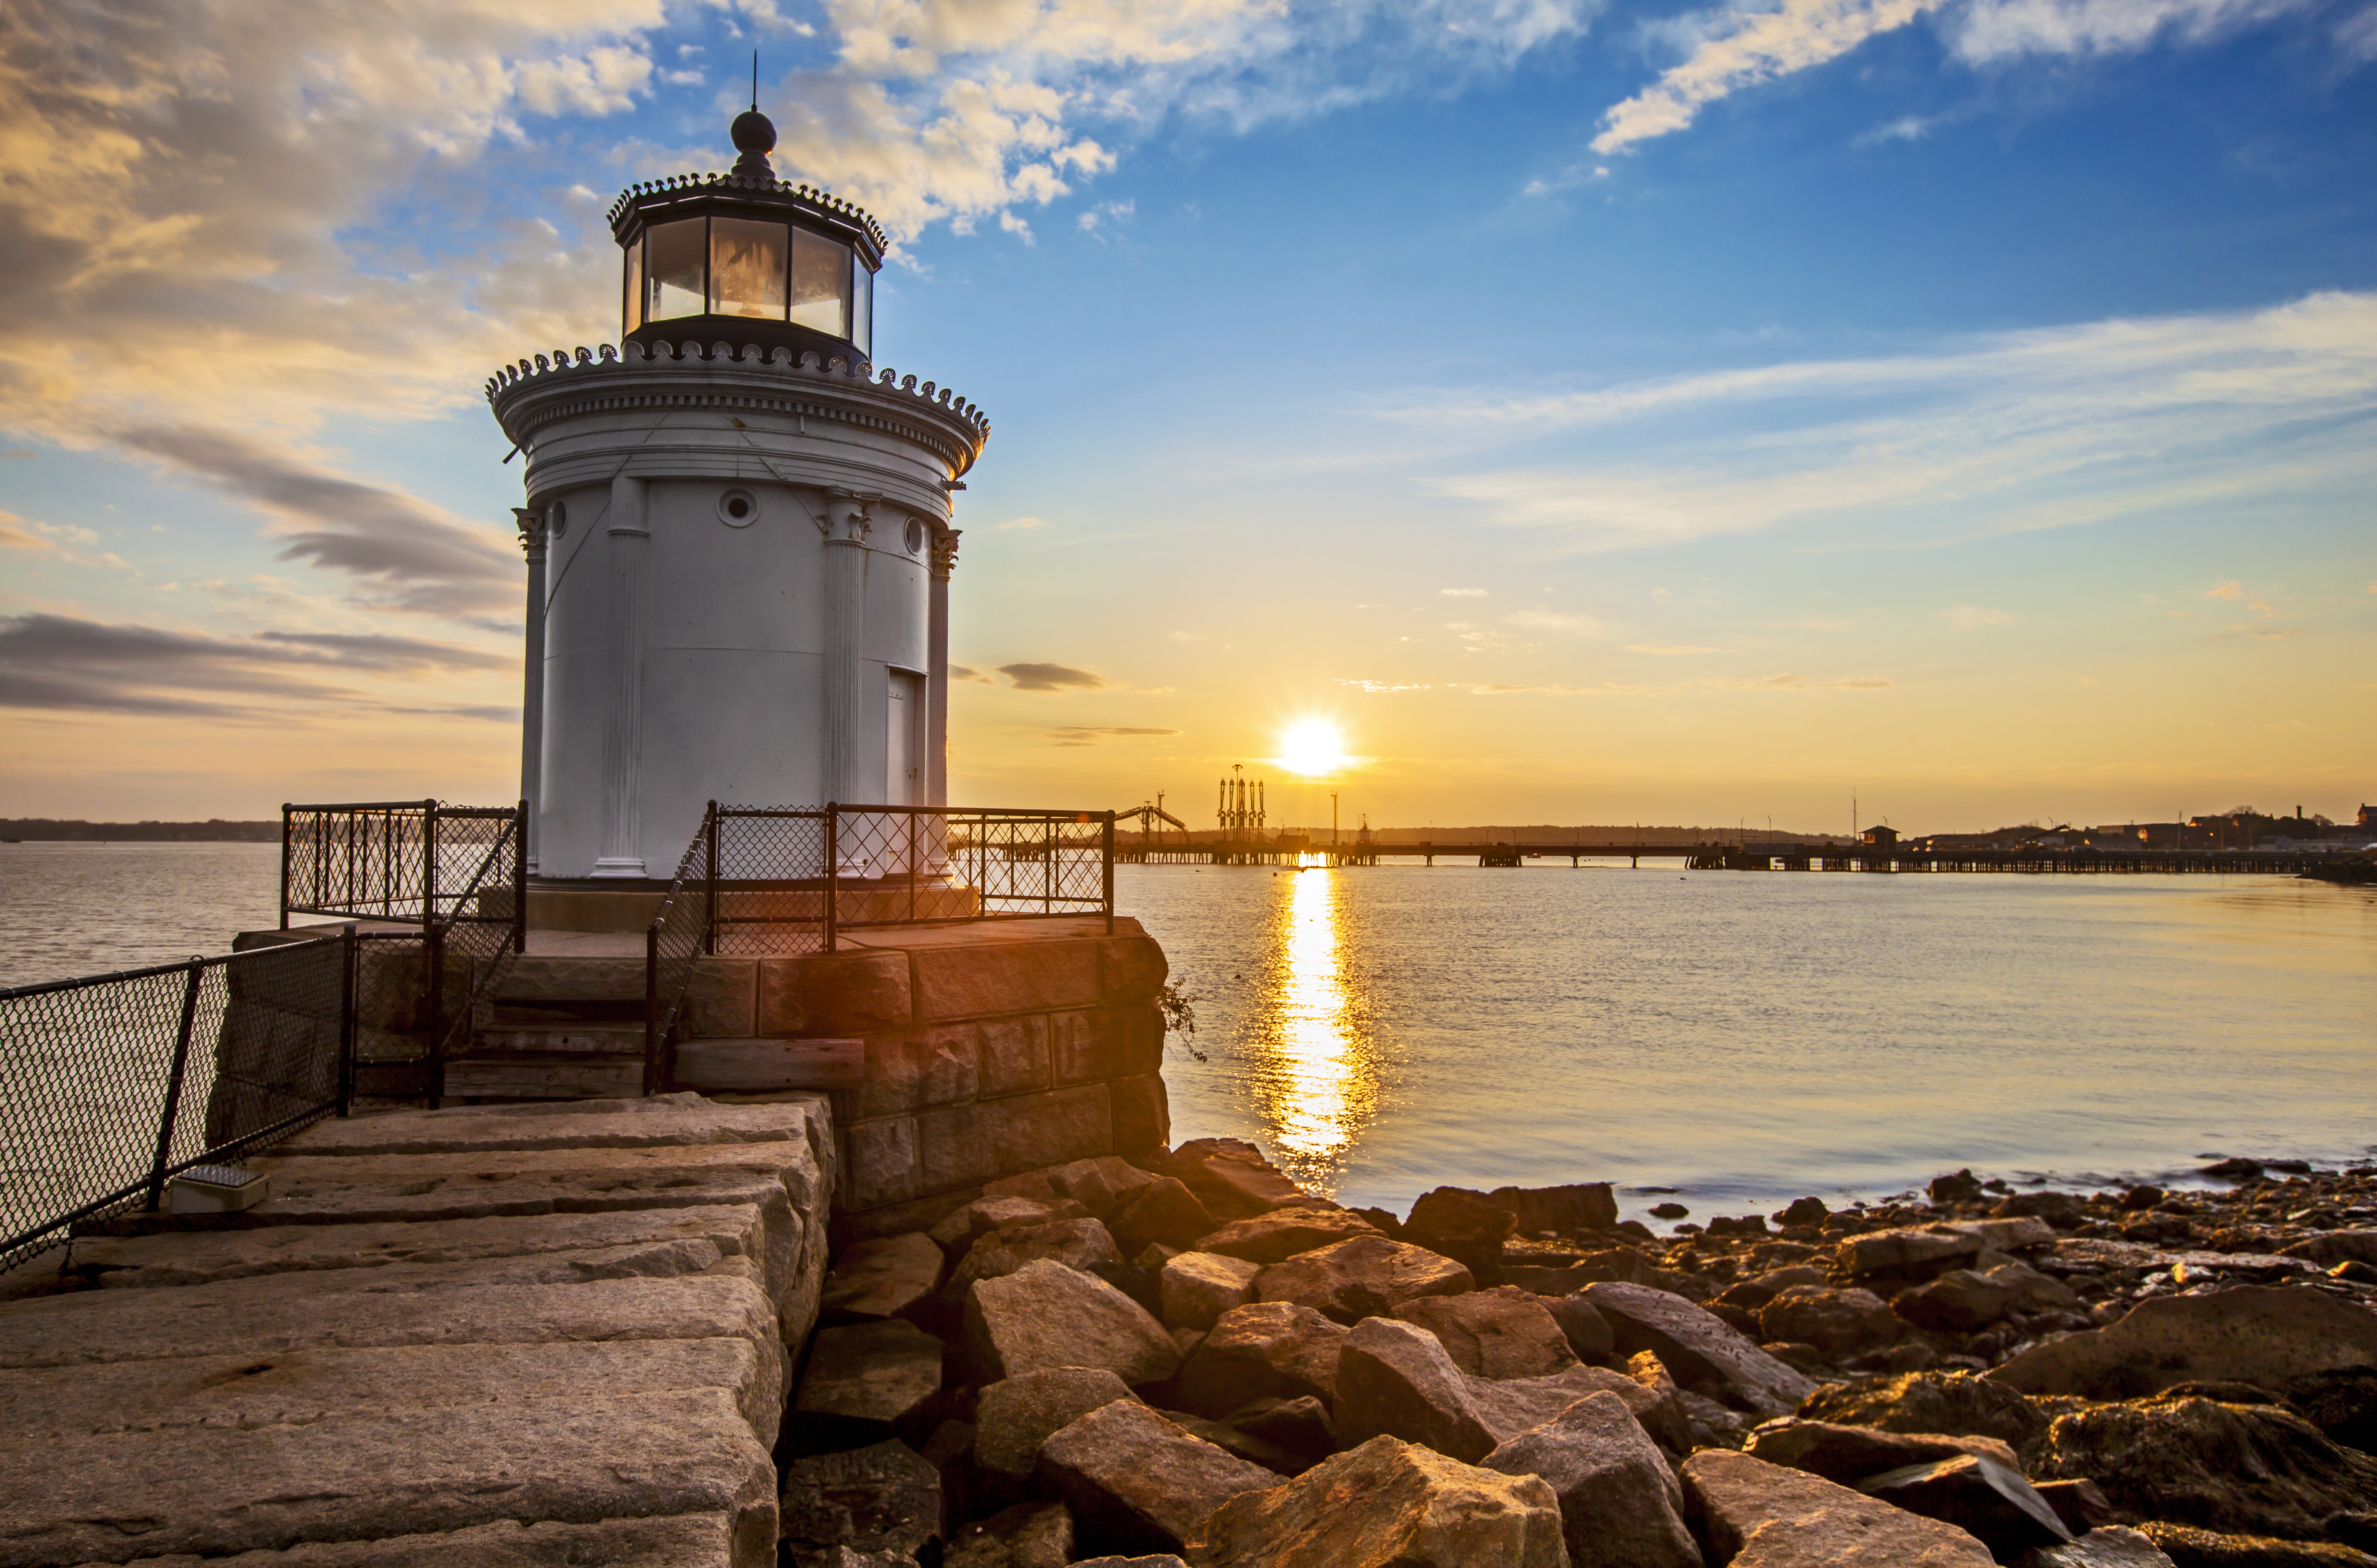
168, 1165, 270, 1214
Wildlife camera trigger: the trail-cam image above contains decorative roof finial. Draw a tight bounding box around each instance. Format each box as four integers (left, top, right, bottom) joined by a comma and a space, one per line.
730, 51, 776, 180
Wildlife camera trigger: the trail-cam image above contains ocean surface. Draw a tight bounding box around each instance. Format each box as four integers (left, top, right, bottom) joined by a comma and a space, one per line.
3, 842, 2371, 1222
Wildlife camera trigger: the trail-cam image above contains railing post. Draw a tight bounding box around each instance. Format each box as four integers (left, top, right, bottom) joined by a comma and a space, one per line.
1102, 811, 1115, 934
421, 799, 439, 925
512, 800, 529, 954
423, 923, 445, 1106
907, 810, 918, 924
643, 923, 661, 1097
280, 804, 293, 930
704, 801, 719, 957
824, 806, 839, 954
337, 923, 358, 1116
145, 959, 205, 1210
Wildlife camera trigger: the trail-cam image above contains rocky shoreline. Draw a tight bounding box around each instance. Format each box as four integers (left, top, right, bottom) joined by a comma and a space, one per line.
791, 1139, 2377, 1567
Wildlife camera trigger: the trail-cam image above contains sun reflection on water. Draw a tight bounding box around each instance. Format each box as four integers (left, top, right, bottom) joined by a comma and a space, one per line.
1252, 857, 1379, 1195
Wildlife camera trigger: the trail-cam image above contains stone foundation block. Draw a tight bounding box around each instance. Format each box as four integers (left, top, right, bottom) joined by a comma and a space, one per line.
1097, 935, 1168, 1003
759, 952, 913, 1035
914, 1087, 1112, 1195
111, 1514, 741, 1565
914, 941, 1098, 1023
685, 959, 759, 1037
845, 1117, 924, 1210
978, 1015, 1053, 1099
850, 1025, 980, 1120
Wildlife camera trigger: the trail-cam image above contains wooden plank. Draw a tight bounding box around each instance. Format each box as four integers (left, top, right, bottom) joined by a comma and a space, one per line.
441, 1058, 645, 1099
674, 1037, 864, 1092
474, 1023, 645, 1055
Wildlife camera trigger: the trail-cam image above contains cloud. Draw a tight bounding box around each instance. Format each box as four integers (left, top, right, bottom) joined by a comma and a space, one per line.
950, 664, 992, 682
2205, 580, 2247, 599
1441, 587, 1489, 597
1336, 678, 1435, 692
1501, 607, 1612, 637
0, 510, 128, 570
997, 660, 1112, 691
1625, 643, 1721, 654
1951, 0, 2321, 61
1411, 291, 2377, 552
999, 516, 1048, 531
1592, 0, 1949, 154
111, 425, 518, 614
1707, 671, 1898, 688
1044, 724, 1181, 745
0, 612, 510, 718
1944, 605, 2018, 628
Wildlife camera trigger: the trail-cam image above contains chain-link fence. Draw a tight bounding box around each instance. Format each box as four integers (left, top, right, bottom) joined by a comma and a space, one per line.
282, 800, 526, 929
0, 933, 353, 1271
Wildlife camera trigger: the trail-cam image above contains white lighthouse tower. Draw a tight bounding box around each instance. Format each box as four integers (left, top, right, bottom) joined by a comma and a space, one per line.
488, 106, 988, 884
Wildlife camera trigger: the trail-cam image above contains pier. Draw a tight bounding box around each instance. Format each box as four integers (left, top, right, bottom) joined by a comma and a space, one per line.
1119, 838, 2336, 874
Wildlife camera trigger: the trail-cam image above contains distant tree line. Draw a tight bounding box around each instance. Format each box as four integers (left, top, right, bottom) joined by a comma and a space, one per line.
0, 819, 280, 842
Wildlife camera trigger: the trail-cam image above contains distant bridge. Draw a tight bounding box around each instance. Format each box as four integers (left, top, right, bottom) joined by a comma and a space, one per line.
1116, 839, 2334, 874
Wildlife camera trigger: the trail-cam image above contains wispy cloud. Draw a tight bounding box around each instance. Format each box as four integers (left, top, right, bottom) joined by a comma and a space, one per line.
1408, 291, 2377, 552
0, 613, 509, 719
1625, 642, 1722, 654
1706, 671, 1898, 688
1441, 587, 1490, 597
0, 510, 128, 571
997, 660, 1112, 691
1945, 605, 2018, 628
1044, 724, 1180, 746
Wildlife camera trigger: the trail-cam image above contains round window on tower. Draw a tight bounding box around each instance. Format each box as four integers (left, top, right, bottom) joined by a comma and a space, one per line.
718, 487, 759, 528
905, 516, 926, 555
547, 498, 567, 539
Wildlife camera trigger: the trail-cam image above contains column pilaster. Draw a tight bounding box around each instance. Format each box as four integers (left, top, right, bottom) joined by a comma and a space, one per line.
593, 475, 649, 878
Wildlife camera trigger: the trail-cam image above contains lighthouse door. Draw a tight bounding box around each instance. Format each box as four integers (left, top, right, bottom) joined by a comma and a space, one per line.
887, 671, 923, 806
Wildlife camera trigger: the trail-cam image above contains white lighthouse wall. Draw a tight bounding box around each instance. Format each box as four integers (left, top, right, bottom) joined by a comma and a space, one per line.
534, 477, 934, 877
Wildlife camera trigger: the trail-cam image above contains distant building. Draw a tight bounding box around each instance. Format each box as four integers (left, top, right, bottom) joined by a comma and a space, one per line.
2360, 804, 2375, 829
1860, 825, 1899, 848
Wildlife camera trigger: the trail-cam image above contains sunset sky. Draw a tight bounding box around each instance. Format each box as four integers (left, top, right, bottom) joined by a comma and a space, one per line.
2, 0, 2371, 834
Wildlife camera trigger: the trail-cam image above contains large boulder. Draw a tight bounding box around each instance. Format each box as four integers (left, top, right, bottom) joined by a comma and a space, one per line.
1681, 1448, 1997, 1566
1759, 1286, 1904, 1358
821, 1232, 946, 1324
1392, 1285, 1582, 1379
1896, 1271, 2021, 1335
2011, 1525, 2178, 1566
947, 1218, 1127, 1300
974, 1367, 1137, 1486
1161, 1252, 1265, 1332
1480, 1390, 1702, 1568
1256, 1236, 1474, 1326
1053, 1156, 1162, 1220
1800, 1370, 2053, 1452
1992, 1287, 2377, 1402
2132, 1521, 2377, 1565
1192, 1206, 1382, 1266
1745, 1418, 2022, 1485
1337, 1315, 1680, 1463
1171, 1302, 1349, 1419
1115, 1178, 1223, 1257
1490, 1182, 1619, 1238
2032, 1394, 2377, 1540
2282, 1233, 2377, 1270
792, 1320, 946, 1447
1856, 1454, 2073, 1561
946, 1501, 1075, 1568
932, 1195, 1090, 1250
1548, 1294, 1618, 1361
1401, 1187, 1517, 1285
963, 1259, 1180, 1387
1335, 1317, 1502, 1462
1194, 1434, 1568, 1568
1582, 1282, 1815, 1417
1162, 1139, 1308, 1221
1036, 1398, 1279, 1556
780, 1439, 944, 1566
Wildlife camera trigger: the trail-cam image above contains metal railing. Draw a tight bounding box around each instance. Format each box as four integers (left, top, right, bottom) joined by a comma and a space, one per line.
281, 800, 527, 1101
0, 933, 360, 1271
639, 802, 1114, 1089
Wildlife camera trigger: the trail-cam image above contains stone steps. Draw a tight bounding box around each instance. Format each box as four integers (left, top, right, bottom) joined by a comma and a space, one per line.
3, 1093, 836, 1568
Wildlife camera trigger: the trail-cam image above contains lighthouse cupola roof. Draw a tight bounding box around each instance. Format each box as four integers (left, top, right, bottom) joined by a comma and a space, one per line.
609, 106, 888, 363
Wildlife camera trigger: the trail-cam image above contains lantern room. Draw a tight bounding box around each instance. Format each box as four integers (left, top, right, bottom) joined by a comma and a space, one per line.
609, 106, 883, 362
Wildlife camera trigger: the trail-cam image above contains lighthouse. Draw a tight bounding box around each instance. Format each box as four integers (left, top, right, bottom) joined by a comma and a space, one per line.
487, 105, 989, 883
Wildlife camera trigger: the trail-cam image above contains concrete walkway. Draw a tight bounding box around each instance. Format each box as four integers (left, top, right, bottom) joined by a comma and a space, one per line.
0, 1092, 833, 1568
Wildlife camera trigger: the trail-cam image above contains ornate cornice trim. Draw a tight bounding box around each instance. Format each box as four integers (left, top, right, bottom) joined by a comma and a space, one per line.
485, 341, 991, 478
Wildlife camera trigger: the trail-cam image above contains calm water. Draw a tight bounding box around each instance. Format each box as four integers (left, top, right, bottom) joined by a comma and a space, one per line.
1123, 861, 2377, 1222
4, 845, 2371, 1224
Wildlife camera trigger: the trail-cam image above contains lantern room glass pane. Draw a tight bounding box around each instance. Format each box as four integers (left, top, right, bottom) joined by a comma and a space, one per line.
644, 218, 706, 322
790, 227, 851, 338
623, 236, 643, 332
710, 217, 787, 319
850, 254, 873, 356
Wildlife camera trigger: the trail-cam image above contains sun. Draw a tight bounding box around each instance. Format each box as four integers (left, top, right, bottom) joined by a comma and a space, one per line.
1278, 720, 1350, 777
